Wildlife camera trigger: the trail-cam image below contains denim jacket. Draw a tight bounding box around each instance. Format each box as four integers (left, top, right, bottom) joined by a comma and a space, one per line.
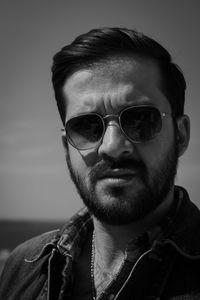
0, 186, 200, 300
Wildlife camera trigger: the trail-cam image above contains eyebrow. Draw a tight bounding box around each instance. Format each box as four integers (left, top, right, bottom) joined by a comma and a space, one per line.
125, 97, 153, 107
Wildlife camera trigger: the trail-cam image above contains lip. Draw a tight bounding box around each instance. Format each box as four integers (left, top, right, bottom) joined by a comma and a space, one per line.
98, 169, 138, 181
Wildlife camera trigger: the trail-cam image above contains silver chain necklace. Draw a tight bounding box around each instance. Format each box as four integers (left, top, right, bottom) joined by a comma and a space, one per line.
90, 231, 125, 300
91, 232, 97, 300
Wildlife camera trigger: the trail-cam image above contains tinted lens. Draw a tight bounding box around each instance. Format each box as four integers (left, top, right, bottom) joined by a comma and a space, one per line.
121, 106, 162, 142
65, 114, 104, 149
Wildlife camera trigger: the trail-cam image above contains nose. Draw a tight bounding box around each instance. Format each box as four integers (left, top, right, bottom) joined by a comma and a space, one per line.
98, 120, 134, 159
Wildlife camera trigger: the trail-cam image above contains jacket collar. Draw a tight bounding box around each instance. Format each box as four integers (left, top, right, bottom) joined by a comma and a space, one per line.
159, 186, 200, 258
57, 207, 93, 261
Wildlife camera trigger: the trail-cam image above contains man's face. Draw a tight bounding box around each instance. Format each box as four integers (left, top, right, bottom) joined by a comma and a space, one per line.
62, 56, 179, 225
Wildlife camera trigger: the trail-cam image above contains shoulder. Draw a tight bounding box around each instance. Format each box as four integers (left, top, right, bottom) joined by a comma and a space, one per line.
0, 229, 61, 298
0, 229, 60, 281
5, 228, 60, 265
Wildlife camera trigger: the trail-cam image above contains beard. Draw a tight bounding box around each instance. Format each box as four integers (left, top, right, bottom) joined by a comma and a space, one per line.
66, 138, 179, 225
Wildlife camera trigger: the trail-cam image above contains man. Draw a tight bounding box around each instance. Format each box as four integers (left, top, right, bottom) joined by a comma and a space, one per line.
0, 27, 200, 299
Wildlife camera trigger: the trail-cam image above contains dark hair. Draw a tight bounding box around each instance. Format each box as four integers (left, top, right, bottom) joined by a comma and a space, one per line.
51, 27, 186, 124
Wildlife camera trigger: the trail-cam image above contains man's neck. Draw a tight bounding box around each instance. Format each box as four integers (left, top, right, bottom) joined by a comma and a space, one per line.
92, 187, 174, 269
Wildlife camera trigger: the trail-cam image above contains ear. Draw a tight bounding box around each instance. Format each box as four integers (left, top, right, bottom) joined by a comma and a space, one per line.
61, 129, 69, 153
176, 114, 190, 157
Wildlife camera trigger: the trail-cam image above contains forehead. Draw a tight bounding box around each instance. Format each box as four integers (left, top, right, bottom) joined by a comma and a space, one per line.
63, 56, 170, 119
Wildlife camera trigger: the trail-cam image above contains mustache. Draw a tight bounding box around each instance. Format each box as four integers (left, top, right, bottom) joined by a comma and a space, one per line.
89, 156, 145, 182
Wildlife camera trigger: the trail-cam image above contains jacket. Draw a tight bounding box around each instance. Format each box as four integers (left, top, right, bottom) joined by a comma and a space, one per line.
0, 186, 200, 300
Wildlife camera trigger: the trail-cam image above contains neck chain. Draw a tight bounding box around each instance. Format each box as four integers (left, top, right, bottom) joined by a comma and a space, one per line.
91, 232, 97, 300
90, 231, 125, 300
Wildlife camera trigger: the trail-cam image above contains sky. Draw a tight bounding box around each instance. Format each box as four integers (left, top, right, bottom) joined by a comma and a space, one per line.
1, 0, 200, 220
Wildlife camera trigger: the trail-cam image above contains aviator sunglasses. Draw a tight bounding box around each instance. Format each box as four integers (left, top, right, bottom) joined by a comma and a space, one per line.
64, 105, 172, 150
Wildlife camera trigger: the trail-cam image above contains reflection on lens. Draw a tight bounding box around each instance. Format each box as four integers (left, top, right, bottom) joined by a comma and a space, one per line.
121, 106, 162, 141
66, 114, 104, 149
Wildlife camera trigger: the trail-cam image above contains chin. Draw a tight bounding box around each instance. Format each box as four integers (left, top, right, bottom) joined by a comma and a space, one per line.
86, 193, 159, 225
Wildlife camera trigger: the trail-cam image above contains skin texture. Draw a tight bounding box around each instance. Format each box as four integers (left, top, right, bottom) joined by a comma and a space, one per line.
61, 56, 190, 294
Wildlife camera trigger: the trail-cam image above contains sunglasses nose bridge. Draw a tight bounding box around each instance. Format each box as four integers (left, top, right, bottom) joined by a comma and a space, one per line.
98, 114, 134, 158
103, 113, 120, 123
101, 113, 127, 141
103, 112, 127, 134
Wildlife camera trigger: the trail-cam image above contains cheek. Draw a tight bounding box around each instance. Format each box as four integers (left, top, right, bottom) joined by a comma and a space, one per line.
67, 146, 83, 174
67, 145, 97, 175
139, 130, 174, 170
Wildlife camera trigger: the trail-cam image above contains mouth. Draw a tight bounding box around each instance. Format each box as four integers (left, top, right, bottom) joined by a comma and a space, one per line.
97, 169, 138, 185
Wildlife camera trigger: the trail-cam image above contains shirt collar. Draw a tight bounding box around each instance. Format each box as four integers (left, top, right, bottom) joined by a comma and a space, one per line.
159, 186, 200, 258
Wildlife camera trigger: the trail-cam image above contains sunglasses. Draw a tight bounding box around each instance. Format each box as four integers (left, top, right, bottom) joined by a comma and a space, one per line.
64, 105, 172, 150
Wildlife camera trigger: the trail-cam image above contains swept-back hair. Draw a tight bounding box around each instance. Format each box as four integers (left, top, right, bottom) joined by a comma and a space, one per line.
52, 27, 186, 124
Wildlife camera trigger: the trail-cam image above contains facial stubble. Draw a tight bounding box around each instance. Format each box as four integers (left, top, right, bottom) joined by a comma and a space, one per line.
65, 138, 179, 225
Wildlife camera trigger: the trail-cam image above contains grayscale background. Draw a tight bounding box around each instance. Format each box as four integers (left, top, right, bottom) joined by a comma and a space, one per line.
1, 0, 200, 221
